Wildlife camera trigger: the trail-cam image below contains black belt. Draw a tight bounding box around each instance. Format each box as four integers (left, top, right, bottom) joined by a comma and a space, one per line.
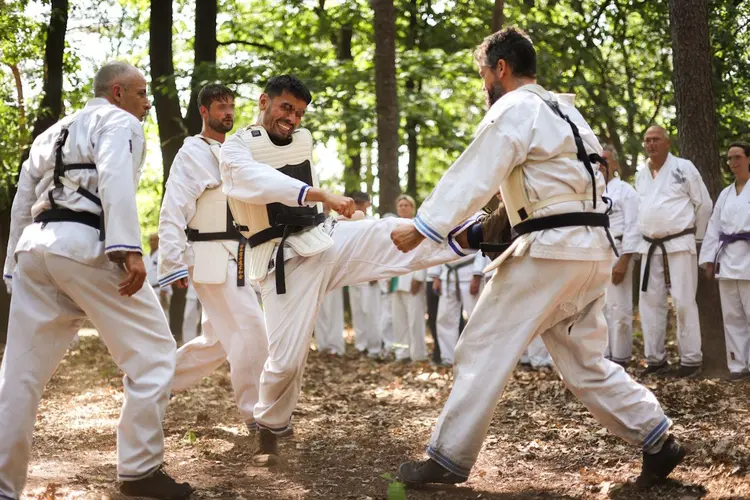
242, 212, 326, 294
185, 228, 247, 287
615, 235, 623, 241
641, 227, 696, 292
480, 212, 615, 257
35, 208, 103, 234
445, 259, 474, 301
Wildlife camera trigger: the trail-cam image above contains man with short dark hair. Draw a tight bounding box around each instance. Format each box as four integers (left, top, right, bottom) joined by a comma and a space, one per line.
220, 75, 472, 465
392, 27, 684, 488
0, 61, 191, 499
158, 83, 269, 440
699, 141, 750, 381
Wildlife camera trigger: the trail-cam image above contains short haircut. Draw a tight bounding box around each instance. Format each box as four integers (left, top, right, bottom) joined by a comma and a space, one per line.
645, 125, 670, 141
728, 141, 750, 157
348, 191, 370, 203
396, 194, 416, 207
473, 27, 536, 78
603, 144, 619, 163
264, 75, 312, 104
198, 83, 234, 110
93, 61, 138, 97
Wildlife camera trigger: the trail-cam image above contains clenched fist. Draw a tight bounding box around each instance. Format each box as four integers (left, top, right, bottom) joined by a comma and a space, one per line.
391, 223, 426, 253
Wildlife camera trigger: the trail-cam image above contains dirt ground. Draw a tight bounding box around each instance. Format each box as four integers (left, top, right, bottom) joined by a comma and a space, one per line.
9, 328, 750, 500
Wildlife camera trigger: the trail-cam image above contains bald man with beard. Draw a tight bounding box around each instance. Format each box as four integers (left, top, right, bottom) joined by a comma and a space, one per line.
635, 125, 712, 378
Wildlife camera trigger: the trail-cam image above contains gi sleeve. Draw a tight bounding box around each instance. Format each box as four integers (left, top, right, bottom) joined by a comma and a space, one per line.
698, 188, 726, 268
621, 183, 641, 255
687, 161, 713, 241
427, 265, 442, 279
95, 123, 145, 255
3, 161, 39, 281
221, 133, 311, 207
157, 151, 201, 287
472, 251, 488, 275
414, 107, 529, 243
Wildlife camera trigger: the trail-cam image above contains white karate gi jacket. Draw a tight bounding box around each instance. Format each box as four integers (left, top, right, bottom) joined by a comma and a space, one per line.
605, 177, 640, 254
4, 98, 146, 281
699, 183, 750, 280
634, 153, 713, 255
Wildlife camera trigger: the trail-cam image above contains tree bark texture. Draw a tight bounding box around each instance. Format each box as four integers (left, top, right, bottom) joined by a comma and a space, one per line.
185, 0, 218, 136
492, 0, 504, 32
372, 0, 400, 215
338, 24, 363, 194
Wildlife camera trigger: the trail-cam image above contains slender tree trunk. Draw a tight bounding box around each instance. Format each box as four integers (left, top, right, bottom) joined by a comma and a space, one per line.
338, 24, 362, 193
372, 0, 400, 215
185, 0, 218, 136
669, 0, 725, 376
492, 0, 504, 32
405, 0, 419, 199
9, 64, 26, 141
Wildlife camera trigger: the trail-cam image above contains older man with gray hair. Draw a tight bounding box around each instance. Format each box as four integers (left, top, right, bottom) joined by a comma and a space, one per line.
0, 61, 192, 499
635, 125, 712, 378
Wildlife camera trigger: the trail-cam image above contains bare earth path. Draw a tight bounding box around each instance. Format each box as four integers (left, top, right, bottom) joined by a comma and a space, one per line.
9, 330, 750, 499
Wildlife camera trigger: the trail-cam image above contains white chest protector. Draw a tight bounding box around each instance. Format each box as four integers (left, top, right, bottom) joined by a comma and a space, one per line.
228, 126, 333, 287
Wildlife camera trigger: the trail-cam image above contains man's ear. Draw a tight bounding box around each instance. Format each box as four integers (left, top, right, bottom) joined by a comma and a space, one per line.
258, 93, 269, 111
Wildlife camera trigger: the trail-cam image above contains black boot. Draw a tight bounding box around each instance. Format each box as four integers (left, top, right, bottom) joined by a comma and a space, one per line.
637, 435, 686, 487
119, 466, 193, 499
252, 428, 280, 467
398, 459, 467, 487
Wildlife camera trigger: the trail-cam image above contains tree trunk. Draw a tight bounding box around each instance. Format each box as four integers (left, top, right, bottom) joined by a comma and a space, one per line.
338, 24, 362, 194
149, 0, 186, 190
30, 0, 68, 139
9, 64, 26, 141
405, 0, 419, 199
491, 0, 504, 32
669, 0, 725, 376
185, 0, 218, 136
372, 0, 400, 215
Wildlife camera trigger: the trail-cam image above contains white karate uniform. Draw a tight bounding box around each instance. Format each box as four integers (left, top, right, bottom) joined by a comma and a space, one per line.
699, 182, 750, 375
315, 289, 345, 355
391, 270, 428, 362
158, 135, 267, 427
181, 279, 201, 344
350, 281, 382, 356
379, 279, 395, 351
220, 134, 470, 434
603, 177, 639, 364
635, 153, 712, 367
435, 253, 485, 365
411, 84, 670, 478
0, 98, 176, 495
145, 249, 171, 314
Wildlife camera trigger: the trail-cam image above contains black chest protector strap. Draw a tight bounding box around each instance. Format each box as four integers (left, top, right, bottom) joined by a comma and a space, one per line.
186, 205, 247, 286
44, 126, 105, 240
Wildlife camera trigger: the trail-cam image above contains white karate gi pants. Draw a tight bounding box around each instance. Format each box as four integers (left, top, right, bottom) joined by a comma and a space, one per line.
380, 291, 395, 351
718, 279, 750, 375
0, 250, 176, 497
604, 258, 634, 363
182, 297, 202, 344
315, 289, 346, 356
524, 335, 553, 368
392, 291, 427, 362
436, 281, 480, 365
171, 260, 267, 426
350, 283, 382, 355
427, 256, 670, 478
255, 218, 460, 434
639, 251, 702, 367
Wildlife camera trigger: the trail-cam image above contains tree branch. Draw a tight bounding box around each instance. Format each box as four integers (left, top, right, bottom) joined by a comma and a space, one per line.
217, 39, 274, 51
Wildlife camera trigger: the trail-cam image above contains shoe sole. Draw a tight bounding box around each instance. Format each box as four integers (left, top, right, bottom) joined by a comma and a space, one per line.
397, 464, 467, 488
251, 453, 281, 467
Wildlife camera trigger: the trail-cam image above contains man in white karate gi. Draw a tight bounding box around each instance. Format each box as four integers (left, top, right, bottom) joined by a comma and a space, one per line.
393, 27, 685, 488
433, 252, 485, 366
157, 84, 269, 448
181, 279, 201, 344
636, 125, 712, 377
220, 75, 472, 465
0, 62, 191, 499
699, 141, 750, 381
600, 145, 639, 367
315, 288, 346, 356
145, 233, 172, 314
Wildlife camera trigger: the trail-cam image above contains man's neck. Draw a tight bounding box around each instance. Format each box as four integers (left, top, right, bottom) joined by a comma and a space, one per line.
505, 77, 537, 93
200, 127, 225, 144
736, 175, 749, 190
649, 154, 668, 173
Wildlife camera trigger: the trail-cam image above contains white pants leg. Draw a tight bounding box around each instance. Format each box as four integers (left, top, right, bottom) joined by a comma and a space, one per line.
315, 289, 346, 356
365, 284, 383, 356
182, 298, 202, 344
406, 290, 427, 361
392, 292, 411, 360
719, 279, 750, 374
0, 250, 176, 497
172, 319, 227, 390
436, 288, 461, 365
183, 261, 267, 425
603, 259, 634, 363
527, 335, 553, 368
381, 292, 395, 351
427, 257, 669, 477
254, 217, 461, 433
349, 284, 368, 352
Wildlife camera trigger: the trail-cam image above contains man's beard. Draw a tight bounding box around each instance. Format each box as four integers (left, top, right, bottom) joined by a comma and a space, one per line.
208, 116, 233, 134
485, 82, 505, 108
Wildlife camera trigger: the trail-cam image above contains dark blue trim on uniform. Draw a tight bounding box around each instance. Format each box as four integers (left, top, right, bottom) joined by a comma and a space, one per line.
642, 417, 670, 450
414, 215, 444, 244
426, 445, 471, 478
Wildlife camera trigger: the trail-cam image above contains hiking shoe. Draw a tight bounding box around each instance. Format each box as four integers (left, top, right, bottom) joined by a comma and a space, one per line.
251, 428, 280, 467
729, 371, 750, 382
398, 459, 467, 487
637, 435, 686, 487
677, 365, 701, 378
644, 361, 669, 375
119, 466, 193, 499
